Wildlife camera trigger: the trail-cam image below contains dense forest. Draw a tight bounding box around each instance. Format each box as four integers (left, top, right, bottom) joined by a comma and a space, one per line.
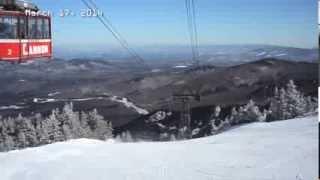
0, 80, 317, 152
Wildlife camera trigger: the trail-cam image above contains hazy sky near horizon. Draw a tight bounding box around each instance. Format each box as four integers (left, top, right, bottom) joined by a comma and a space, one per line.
33, 0, 317, 49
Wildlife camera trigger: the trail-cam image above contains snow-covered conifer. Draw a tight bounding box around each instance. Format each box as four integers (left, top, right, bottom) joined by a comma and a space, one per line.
269, 80, 314, 120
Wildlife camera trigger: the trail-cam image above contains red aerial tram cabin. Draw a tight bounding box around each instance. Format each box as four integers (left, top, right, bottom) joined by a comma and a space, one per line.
0, 0, 52, 62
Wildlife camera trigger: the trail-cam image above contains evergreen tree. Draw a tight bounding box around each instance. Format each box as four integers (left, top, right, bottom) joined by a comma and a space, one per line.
115, 134, 122, 142
269, 80, 315, 120
286, 80, 307, 117
0, 103, 113, 152
3, 134, 15, 151
170, 134, 177, 141
88, 109, 113, 140
226, 100, 267, 125
210, 106, 223, 134
15, 114, 38, 148
60, 103, 83, 140
79, 111, 92, 138
124, 131, 133, 142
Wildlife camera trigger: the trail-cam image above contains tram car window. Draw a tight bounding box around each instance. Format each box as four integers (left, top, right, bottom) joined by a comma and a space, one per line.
0, 16, 17, 39
19, 16, 26, 39
43, 18, 49, 38
28, 17, 36, 39
36, 18, 42, 39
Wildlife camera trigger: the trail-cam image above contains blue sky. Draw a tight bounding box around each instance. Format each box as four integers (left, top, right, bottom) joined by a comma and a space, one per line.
33, 0, 317, 49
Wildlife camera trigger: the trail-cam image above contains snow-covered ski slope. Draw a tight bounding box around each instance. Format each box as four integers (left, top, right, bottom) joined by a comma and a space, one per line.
0, 116, 318, 180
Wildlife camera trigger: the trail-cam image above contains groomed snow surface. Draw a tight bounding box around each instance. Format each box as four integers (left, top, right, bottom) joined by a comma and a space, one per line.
0, 116, 318, 180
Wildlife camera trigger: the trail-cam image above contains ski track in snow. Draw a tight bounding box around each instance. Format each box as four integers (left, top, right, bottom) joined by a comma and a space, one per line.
32, 97, 106, 104
256, 52, 267, 56
48, 92, 61, 97
110, 96, 149, 115
32, 95, 149, 115
173, 65, 188, 69
0, 105, 25, 110
0, 116, 317, 180
274, 53, 287, 57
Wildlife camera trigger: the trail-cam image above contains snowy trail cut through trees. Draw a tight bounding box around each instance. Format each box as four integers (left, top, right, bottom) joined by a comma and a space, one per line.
0, 116, 318, 180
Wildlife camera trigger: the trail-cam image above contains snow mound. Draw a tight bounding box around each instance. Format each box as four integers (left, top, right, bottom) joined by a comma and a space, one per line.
0, 116, 318, 180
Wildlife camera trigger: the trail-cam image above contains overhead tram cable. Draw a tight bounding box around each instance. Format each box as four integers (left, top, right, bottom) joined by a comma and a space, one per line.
172, 0, 202, 139
80, 0, 150, 70
185, 0, 200, 67
191, 0, 199, 64
185, 0, 196, 64
87, 0, 131, 53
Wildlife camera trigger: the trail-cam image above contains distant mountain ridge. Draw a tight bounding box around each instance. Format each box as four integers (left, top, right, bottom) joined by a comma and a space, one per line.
54, 44, 318, 66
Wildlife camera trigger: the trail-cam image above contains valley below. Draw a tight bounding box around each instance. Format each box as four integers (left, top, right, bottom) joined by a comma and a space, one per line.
0, 57, 317, 132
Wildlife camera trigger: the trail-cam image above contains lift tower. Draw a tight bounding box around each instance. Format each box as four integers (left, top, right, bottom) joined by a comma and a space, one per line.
173, 93, 200, 139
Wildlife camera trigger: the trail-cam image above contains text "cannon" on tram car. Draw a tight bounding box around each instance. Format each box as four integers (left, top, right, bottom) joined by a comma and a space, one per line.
0, 0, 52, 62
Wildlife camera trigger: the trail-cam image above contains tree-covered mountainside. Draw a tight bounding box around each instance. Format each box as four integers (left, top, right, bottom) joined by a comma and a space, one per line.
0, 104, 112, 152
